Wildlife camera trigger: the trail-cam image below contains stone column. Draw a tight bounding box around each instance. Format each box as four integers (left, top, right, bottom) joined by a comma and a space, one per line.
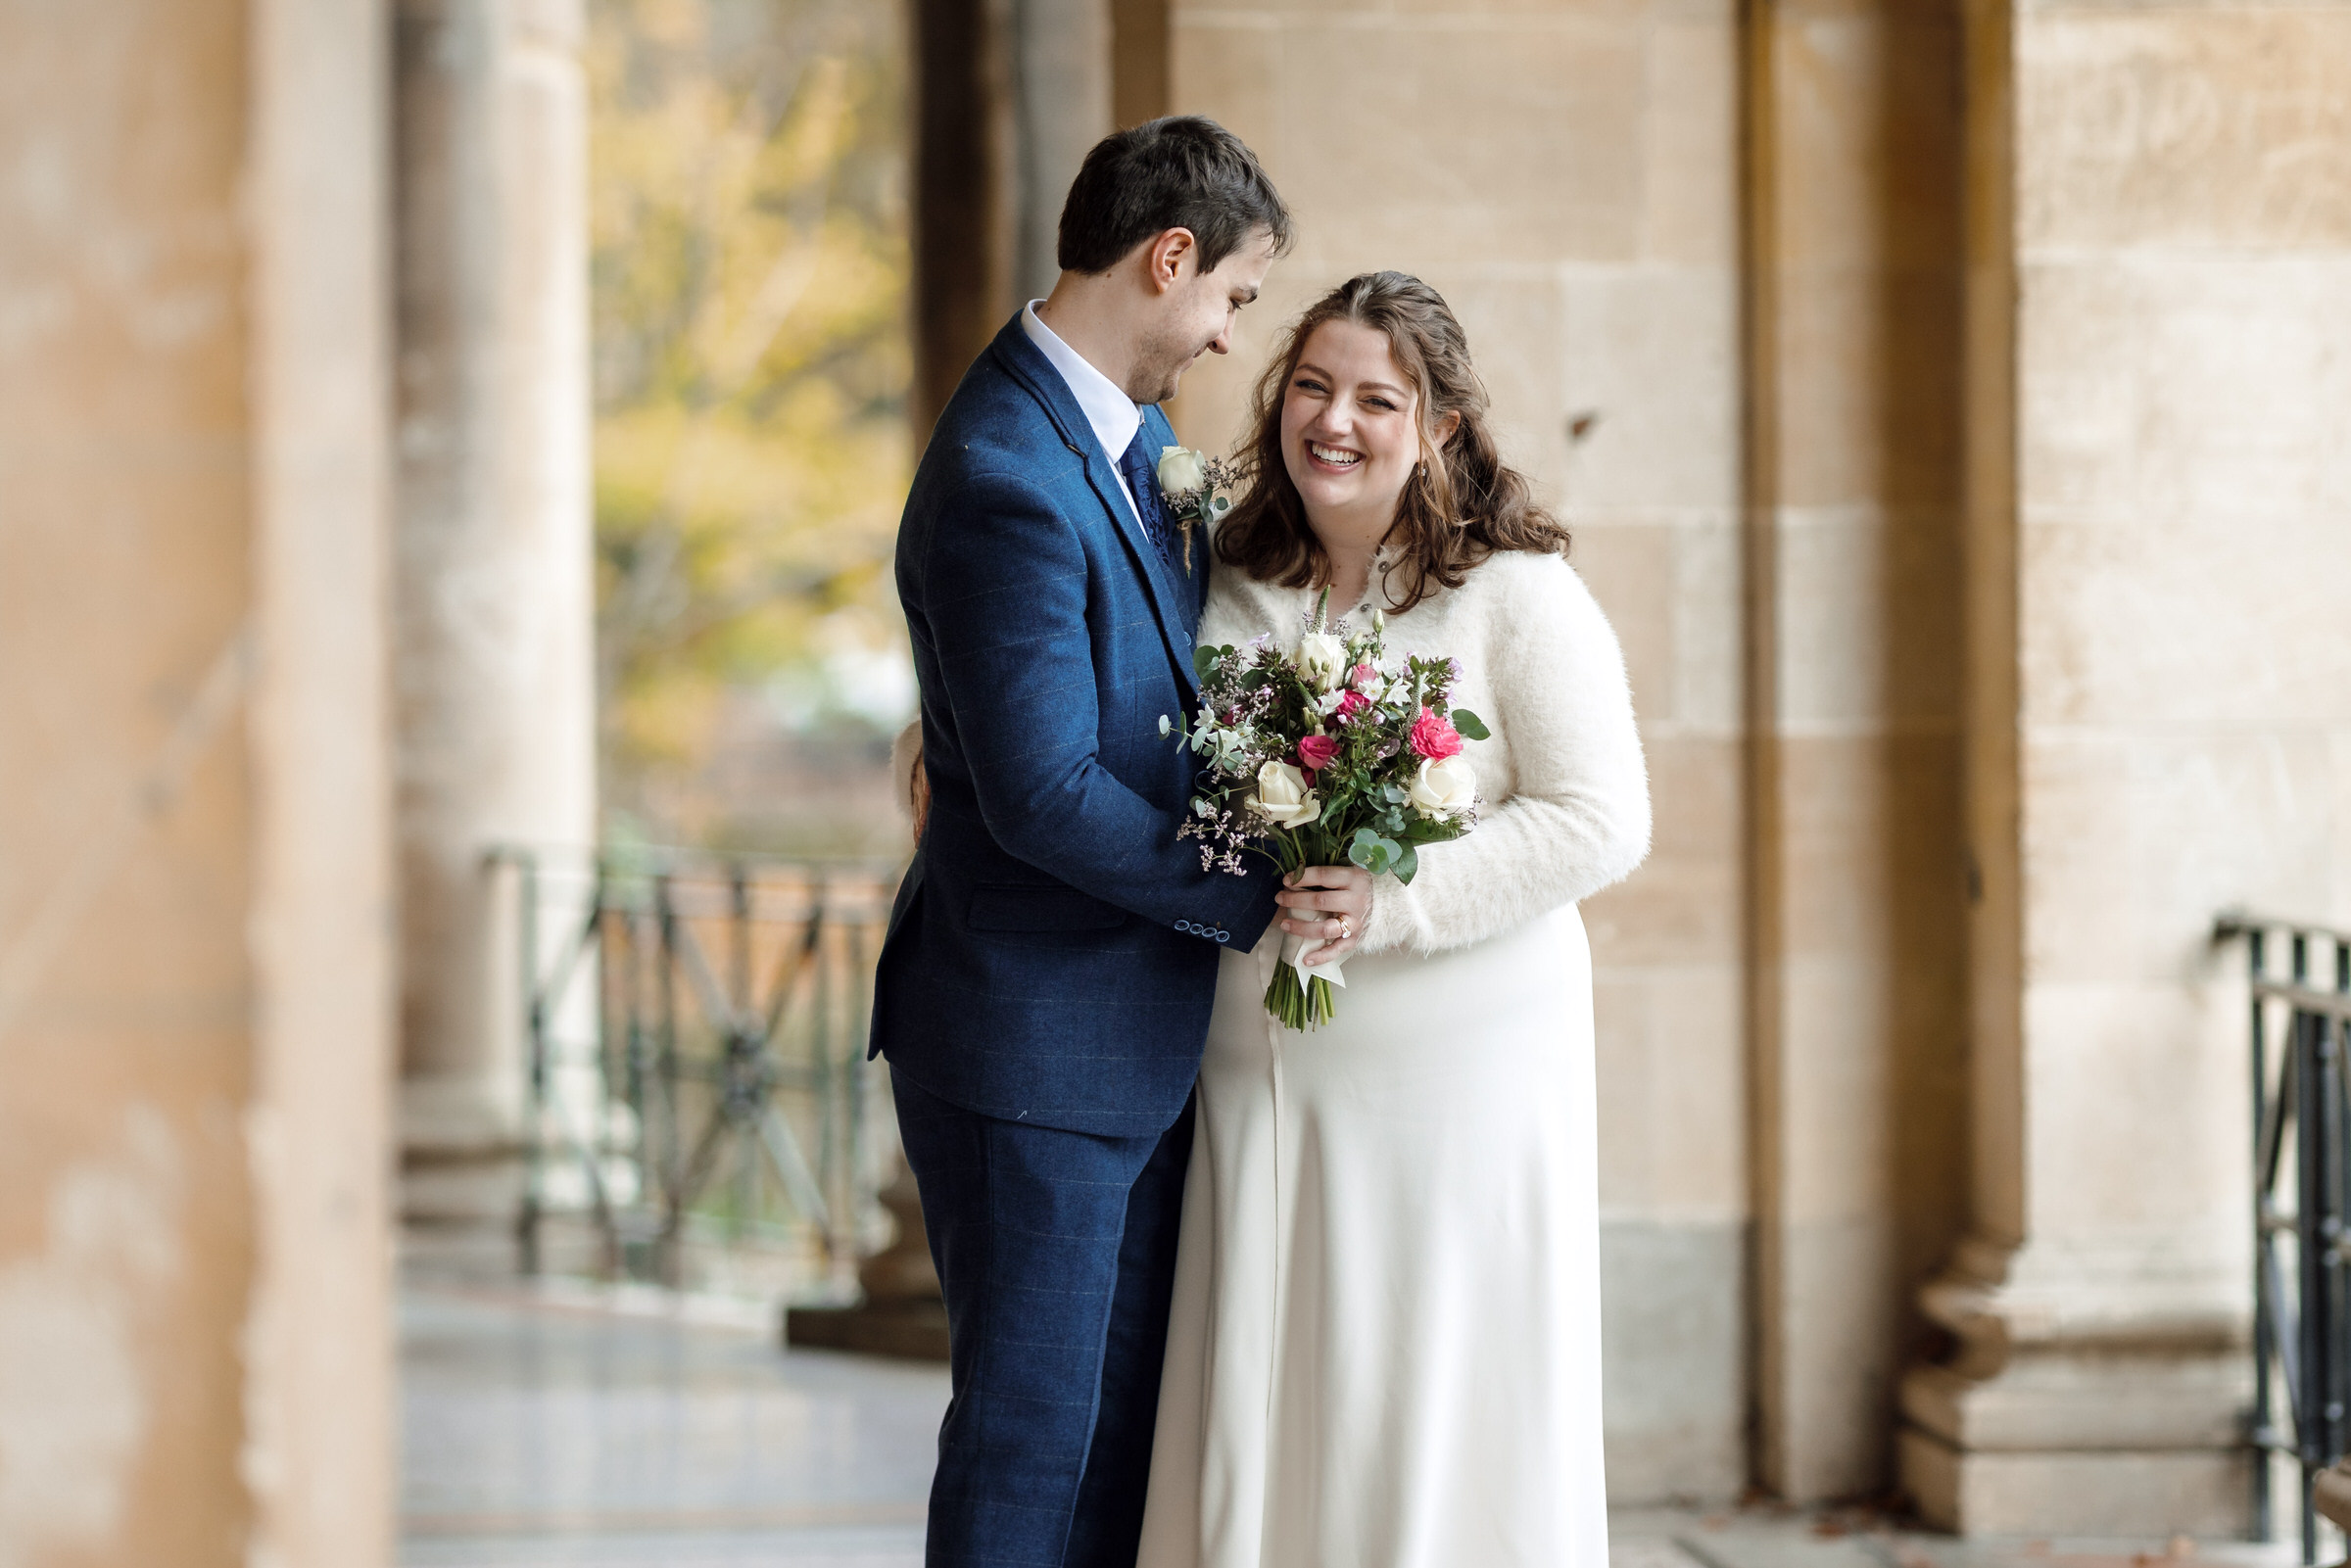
912, 0, 1016, 439
1897, 0, 2351, 1531
1110, 0, 1169, 129
392, 0, 598, 1238
911, 0, 1109, 435
1742, 0, 1971, 1499
1012, 0, 1113, 304
0, 0, 395, 1559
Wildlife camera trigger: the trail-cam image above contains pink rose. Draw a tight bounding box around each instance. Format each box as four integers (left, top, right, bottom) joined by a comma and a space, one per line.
1350, 662, 1380, 689
1410, 707, 1463, 762
1298, 734, 1341, 773
1335, 689, 1369, 724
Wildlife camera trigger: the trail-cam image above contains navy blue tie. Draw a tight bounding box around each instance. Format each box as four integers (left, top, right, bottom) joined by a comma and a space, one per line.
1117, 429, 1171, 564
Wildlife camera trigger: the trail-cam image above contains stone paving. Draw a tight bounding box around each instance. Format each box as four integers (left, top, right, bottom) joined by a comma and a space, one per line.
399, 1280, 2312, 1568
401, 1282, 940, 1566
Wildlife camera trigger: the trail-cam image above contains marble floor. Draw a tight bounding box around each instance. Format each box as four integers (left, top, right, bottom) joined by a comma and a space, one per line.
400, 1281, 944, 1566
399, 1280, 2309, 1568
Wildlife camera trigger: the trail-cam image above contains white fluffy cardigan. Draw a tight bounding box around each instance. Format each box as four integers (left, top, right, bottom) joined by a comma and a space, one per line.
1197, 547, 1653, 958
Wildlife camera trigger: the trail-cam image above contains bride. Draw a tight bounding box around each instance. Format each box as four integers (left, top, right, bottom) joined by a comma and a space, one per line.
1135, 271, 1651, 1568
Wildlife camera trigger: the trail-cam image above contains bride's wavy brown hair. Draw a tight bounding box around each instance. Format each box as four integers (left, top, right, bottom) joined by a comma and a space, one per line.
1214, 270, 1568, 614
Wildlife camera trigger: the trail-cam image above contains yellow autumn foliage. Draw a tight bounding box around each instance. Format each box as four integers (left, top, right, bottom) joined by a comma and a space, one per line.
589, 0, 912, 839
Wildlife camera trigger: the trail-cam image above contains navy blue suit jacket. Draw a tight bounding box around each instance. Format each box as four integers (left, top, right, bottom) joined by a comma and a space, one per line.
871, 314, 1278, 1137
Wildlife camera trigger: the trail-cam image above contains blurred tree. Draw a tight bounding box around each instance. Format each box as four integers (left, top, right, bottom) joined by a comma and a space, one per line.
589, 0, 912, 846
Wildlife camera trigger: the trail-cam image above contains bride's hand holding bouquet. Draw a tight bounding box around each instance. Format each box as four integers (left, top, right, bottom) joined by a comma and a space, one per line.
1163, 589, 1485, 1029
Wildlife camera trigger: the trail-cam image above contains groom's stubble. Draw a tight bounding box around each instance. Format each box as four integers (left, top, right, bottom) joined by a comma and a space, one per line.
1128, 319, 1215, 405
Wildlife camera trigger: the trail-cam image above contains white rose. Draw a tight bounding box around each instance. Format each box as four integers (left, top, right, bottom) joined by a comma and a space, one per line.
1408, 755, 1478, 820
1157, 445, 1207, 495
1249, 759, 1322, 830
1295, 631, 1348, 693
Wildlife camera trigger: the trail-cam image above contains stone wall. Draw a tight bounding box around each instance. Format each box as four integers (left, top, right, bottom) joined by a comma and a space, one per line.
0, 0, 395, 1562
1163, 0, 1756, 1499
1154, 0, 2351, 1514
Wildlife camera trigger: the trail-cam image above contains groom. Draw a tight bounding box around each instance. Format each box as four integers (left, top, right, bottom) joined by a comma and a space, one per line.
870, 119, 1349, 1566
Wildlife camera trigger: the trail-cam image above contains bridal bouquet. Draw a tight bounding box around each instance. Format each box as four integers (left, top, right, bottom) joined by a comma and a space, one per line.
1162, 591, 1484, 1029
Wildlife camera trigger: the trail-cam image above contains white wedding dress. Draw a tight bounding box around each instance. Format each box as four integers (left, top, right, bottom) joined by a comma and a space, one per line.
1136, 547, 1651, 1568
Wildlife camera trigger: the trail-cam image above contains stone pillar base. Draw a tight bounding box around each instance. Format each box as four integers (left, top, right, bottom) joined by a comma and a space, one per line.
785, 1300, 950, 1360
784, 1155, 946, 1359
398, 1214, 525, 1280
399, 1072, 529, 1274
2313, 1460, 2351, 1530
1897, 1353, 2251, 1535
400, 1152, 527, 1222
1898, 1426, 2249, 1537
1898, 1239, 2251, 1537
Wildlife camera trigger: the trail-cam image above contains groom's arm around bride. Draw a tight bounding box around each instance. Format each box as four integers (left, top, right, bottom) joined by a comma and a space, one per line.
869, 119, 1311, 1568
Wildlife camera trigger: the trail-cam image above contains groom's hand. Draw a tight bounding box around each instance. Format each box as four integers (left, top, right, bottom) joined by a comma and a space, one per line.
1277, 866, 1372, 965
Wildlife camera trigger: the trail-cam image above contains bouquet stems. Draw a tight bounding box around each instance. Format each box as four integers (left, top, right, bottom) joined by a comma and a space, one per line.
1264, 959, 1337, 1031
1261, 831, 1340, 1031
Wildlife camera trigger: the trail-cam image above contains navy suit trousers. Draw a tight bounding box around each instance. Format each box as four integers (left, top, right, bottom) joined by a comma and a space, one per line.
892, 1071, 1194, 1568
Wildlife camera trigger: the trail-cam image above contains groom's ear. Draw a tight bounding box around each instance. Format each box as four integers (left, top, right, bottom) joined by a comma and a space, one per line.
1139, 227, 1199, 295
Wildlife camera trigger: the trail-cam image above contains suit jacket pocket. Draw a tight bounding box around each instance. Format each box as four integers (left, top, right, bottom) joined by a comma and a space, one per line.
966, 883, 1127, 932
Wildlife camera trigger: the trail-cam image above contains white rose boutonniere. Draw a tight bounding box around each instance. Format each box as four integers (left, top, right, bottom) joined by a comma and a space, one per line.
1156, 445, 1235, 572
1156, 446, 1205, 495
1249, 759, 1322, 830
1408, 754, 1478, 821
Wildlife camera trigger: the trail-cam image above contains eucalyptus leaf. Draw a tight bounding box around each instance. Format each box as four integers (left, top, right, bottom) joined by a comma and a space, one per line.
1393, 841, 1419, 884
1452, 708, 1491, 741
1195, 646, 1218, 678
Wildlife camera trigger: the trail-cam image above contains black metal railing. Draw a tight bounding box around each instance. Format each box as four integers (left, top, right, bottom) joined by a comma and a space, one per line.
2221, 912, 2351, 1560
488, 844, 899, 1291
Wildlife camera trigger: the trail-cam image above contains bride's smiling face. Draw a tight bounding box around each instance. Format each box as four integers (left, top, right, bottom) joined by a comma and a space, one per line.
1279, 319, 1430, 534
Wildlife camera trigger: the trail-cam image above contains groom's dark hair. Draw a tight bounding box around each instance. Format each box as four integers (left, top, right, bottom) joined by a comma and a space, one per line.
1058, 117, 1293, 276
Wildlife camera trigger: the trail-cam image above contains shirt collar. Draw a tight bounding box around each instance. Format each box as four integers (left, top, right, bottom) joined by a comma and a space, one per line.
1022, 300, 1143, 467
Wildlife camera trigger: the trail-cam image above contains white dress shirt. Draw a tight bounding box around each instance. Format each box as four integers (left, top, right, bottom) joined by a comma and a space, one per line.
1022, 300, 1145, 525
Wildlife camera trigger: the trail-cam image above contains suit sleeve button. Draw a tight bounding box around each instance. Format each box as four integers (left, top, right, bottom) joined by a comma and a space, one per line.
1215, 930, 1229, 944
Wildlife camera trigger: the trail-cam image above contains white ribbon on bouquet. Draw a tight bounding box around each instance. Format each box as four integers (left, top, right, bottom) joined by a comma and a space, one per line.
1278, 929, 1347, 989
